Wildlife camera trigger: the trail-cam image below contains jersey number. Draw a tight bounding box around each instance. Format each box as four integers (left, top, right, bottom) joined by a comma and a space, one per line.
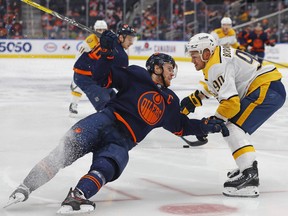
235, 49, 260, 65
212, 50, 260, 92
213, 75, 225, 92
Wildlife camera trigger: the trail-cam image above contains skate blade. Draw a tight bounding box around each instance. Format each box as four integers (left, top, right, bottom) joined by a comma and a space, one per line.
3, 194, 25, 208
57, 205, 95, 215
223, 186, 259, 198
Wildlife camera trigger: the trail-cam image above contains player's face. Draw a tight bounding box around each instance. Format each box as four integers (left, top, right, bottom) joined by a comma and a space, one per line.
222, 24, 231, 34
96, 29, 107, 34
120, 35, 135, 49
153, 62, 176, 87
162, 62, 176, 87
190, 51, 206, 71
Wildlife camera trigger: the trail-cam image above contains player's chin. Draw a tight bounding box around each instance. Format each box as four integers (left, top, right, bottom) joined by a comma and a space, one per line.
166, 79, 171, 87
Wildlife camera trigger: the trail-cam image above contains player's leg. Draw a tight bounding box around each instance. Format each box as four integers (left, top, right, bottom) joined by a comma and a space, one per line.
58, 116, 136, 213
74, 73, 112, 112
223, 123, 259, 197
6, 112, 109, 207
223, 80, 286, 197
69, 80, 83, 115
58, 142, 134, 214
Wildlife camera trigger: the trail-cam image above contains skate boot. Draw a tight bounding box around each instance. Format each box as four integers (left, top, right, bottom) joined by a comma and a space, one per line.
227, 168, 240, 178
57, 188, 95, 214
223, 161, 259, 198
4, 184, 30, 208
69, 103, 78, 116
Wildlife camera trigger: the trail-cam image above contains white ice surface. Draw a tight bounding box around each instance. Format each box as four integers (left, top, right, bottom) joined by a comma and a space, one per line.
0, 58, 288, 216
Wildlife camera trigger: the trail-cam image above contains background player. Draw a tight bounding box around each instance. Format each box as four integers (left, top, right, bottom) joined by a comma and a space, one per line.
211, 16, 245, 50
70, 24, 136, 117
181, 33, 286, 197
69, 20, 108, 116
244, 24, 276, 64
6, 35, 228, 214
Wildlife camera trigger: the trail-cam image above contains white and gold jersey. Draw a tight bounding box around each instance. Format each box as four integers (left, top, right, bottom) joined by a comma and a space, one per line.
210, 28, 239, 49
201, 46, 282, 120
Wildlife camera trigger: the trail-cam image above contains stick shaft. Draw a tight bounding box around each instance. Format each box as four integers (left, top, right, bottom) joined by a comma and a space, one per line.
260, 57, 288, 68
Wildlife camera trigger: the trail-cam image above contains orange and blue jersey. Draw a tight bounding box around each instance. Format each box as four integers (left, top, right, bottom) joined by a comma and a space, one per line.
74, 42, 129, 76
247, 31, 271, 53
72, 41, 129, 111
92, 59, 207, 143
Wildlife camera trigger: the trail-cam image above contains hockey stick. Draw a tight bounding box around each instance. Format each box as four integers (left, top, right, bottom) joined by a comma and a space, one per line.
20, 0, 101, 38
180, 136, 208, 147
258, 57, 288, 68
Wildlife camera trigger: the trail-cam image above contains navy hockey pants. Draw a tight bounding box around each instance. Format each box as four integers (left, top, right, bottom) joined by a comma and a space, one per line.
60, 108, 136, 181
230, 80, 286, 134
74, 73, 116, 111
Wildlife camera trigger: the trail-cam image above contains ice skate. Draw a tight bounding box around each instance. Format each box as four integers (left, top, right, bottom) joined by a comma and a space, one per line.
223, 161, 259, 198
4, 184, 30, 208
69, 103, 78, 116
57, 188, 95, 214
227, 168, 240, 178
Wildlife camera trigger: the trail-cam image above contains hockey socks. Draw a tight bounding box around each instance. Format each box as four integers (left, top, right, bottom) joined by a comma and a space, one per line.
76, 170, 106, 199
57, 170, 106, 214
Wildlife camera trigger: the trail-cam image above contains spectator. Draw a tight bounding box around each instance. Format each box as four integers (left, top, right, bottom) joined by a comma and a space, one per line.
0, 21, 7, 38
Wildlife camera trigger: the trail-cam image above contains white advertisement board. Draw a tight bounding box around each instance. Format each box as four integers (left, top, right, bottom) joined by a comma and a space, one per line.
0, 39, 287, 66
0, 39, 82, 58
127, 40, 187, 60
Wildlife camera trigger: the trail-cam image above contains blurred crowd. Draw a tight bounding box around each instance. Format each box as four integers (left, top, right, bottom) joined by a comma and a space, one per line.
0, 0, 22, 39
1, 0, 288, 43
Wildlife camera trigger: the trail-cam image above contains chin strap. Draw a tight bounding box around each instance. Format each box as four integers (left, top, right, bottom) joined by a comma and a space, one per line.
153, 66, 167, 88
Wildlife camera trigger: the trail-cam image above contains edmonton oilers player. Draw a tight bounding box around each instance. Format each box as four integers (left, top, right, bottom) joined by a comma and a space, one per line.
69, 20, 108, 116
6, 31, 229, 214
70, 24, 136, 116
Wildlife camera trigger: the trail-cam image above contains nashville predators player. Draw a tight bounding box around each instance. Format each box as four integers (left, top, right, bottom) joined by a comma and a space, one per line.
211, 17, 244, 50
181, 33, 286, 197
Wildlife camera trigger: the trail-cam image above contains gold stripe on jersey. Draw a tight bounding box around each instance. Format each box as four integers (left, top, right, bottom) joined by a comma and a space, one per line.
213, 28, 237, 38
85, 34, 100, 49
199, 81, 213, 97
236, 82, 270, 126
232, 145, 255, 160
247, 68, 282, 96
202, 46, 221, 80
217, 95, 241, 119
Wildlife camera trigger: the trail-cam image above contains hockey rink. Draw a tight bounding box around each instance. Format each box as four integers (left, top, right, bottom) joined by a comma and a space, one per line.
0, 58, 288, 216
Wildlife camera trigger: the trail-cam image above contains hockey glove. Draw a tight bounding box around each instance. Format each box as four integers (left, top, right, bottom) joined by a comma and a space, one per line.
200, 117, 229, 137
100, 48, 115, 60
208, 116, 229, 137
100, 30, 118, 51
180, 90, 202, 115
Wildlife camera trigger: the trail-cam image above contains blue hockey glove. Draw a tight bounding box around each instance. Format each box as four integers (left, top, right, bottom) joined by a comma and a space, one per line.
100, 30, 118, 51
200, 116, 229, 137
180, 90, 202, 115
100, 48, 114, 60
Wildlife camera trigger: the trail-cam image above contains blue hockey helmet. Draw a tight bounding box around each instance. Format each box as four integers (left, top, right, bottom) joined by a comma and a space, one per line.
117, 24, 136, 37
146, 53, 176, 75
